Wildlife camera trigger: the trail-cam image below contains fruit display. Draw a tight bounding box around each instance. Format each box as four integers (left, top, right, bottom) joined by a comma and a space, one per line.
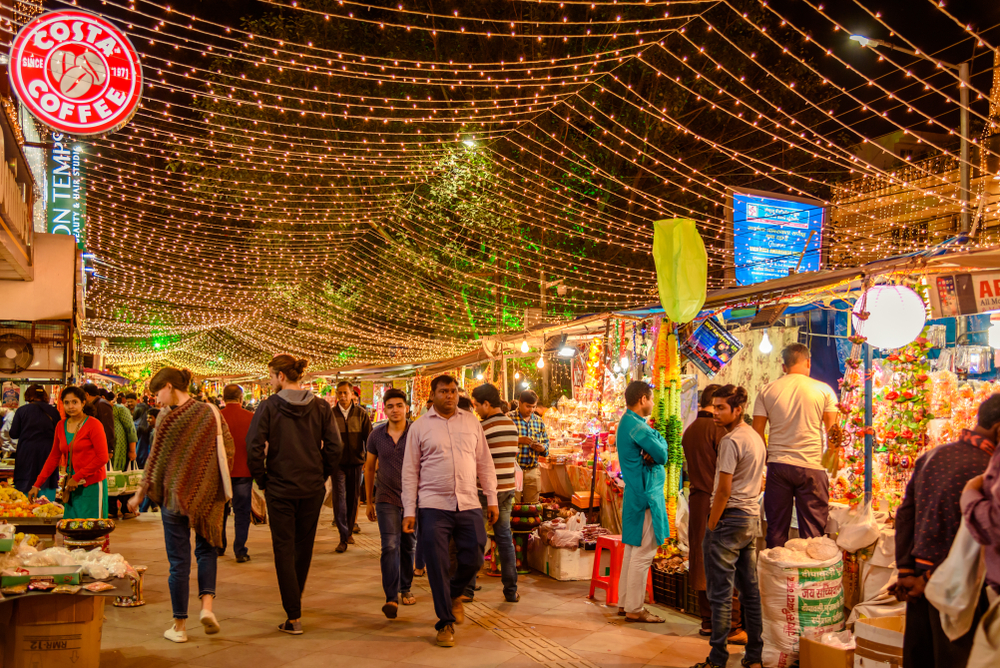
0, 487, 27, 503
510, 515, 542, 530
57, 518, 116, 541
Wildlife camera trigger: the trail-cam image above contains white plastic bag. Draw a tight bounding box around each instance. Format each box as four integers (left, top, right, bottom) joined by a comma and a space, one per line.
564, 512, 586, 532
676, 489, 689, 551
835, 502, 880, 552
549, 529, 582, 550
926, 519, 986, 641
514, 461, 524, 493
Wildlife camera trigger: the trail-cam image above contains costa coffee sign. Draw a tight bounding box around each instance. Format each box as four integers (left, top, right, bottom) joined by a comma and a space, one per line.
9, 10, 142, 136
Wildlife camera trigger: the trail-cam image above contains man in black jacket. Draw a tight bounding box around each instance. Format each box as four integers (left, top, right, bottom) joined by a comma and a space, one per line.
82, 383, 115, 456
332, 380, 372, 553
247, 355, 343, 636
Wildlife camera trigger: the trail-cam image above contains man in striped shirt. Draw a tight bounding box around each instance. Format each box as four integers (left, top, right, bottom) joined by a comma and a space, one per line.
467, 383, 520, 603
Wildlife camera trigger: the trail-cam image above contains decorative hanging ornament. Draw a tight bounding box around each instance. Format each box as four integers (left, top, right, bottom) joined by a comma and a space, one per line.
9, 9, 143, 136
852, 285, 926, 350
759, 332, 773, 354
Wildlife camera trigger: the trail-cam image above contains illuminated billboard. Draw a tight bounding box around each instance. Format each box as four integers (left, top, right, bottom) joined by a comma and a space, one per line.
729, 188, 825, 285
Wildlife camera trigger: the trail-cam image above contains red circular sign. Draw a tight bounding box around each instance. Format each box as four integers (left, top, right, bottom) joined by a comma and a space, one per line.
9, 10, 143, 136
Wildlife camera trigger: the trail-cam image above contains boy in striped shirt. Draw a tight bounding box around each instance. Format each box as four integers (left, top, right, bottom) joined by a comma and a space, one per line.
466, 383, 520, 602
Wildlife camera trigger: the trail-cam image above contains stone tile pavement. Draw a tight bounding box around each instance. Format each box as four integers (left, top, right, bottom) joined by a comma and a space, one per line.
99, 508, 749, 668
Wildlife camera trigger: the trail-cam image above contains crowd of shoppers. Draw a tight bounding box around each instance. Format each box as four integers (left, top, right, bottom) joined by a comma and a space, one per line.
12, 338, 1000, 666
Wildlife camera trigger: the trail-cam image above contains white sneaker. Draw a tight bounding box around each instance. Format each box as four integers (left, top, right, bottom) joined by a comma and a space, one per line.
200, 610, 221, 635
164, 625, 188, 643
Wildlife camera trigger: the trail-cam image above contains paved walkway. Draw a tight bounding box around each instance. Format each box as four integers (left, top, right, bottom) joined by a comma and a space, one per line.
99, 508, 747, 668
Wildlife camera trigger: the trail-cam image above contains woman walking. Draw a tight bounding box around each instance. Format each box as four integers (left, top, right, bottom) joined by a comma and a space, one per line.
128, 368, 234, 643
28, 386, 109, 518
11, 384, 61, 497
247, 354, 342, 635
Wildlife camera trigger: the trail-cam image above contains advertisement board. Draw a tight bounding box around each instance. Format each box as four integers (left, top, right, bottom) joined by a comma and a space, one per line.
730, 188, 825, 285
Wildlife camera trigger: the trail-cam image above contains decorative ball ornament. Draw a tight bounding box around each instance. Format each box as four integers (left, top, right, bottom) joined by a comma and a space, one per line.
852, 285, 926, 350
9, 9, 143, 136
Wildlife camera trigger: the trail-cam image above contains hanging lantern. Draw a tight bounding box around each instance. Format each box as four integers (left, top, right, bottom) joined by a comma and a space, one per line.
852, 285, 926, 350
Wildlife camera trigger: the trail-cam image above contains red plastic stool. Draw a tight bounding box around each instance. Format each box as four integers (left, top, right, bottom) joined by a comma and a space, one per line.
587, 534, 654, 606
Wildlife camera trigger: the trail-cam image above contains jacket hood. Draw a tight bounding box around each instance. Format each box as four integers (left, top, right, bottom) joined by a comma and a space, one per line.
274, 389, 317, 417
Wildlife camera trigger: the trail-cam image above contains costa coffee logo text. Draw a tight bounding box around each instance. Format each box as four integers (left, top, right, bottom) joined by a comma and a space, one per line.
9, 10, 143, 136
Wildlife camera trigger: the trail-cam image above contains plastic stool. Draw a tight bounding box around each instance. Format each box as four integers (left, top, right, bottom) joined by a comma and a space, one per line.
587, 534, 654, 606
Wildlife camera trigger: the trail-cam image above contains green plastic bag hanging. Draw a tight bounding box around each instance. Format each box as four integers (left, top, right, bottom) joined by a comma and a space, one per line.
652, 218, 707, 324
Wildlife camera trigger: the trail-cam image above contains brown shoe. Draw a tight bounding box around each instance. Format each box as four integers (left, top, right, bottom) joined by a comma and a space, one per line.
728, 629, 748, 645
335, 542, 347, 553
381, 601, 398, 619
459, 595, 474, 603
452, 598, 465, 624
624, 609, 664, 623
617, 607, 626, 617
347, 536, 355, 544
436, 624, 456, 647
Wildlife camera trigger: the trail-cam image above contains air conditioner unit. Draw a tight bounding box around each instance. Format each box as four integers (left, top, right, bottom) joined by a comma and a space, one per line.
0, 321, 69, 382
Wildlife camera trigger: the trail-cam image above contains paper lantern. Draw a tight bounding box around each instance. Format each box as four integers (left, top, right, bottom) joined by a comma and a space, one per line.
652, 218, 707, 324
852, 285, 926, 350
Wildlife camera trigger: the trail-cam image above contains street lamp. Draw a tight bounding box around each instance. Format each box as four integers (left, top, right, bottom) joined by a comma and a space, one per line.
850, 34, 971, 234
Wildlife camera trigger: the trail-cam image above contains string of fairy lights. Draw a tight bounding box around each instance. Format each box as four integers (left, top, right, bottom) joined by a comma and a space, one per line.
11, 0, 999, 376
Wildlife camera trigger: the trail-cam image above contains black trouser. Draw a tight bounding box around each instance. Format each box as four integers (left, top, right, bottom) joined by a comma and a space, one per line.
265, 491, 326, 620
903, 590, 987, 668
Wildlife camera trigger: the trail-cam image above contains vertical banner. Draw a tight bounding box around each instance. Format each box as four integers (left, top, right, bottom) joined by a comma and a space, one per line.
47, 133, 85, 249
360, 381, 374, 405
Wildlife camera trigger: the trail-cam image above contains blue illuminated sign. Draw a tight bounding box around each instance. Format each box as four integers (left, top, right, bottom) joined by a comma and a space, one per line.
731, 190, 824, 285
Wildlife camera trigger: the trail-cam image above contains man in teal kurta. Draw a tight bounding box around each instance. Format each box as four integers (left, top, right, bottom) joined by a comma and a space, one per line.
616, 381, 669, 623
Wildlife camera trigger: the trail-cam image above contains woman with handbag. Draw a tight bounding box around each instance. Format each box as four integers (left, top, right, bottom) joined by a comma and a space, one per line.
128, 367, 234, 644
28, 386, 109, 518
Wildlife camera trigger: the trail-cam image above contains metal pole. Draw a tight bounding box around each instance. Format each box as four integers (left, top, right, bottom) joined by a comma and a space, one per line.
540, 269, 550, 404
864, 343, 873, 505
960, 61, 971, 234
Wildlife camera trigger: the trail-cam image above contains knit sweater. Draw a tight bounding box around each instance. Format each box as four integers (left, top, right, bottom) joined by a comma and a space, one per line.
144, 400, 235, 547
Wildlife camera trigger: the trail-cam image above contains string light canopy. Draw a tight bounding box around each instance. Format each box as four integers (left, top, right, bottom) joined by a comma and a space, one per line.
16, 0, 997, 377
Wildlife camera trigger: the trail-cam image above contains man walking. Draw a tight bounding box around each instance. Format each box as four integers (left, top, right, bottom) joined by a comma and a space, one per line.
110, 398, 138, 519
82, 383, 115, 458
616, 381, 668, 624
467, 383, 519, 603
365, 388, 417, 619
248, 355, 342, 635
893, 396, 1000, 668
402, 375, 498, 648
752, 343, 839, 547
333, 380, 372, 553
683, 385, 744, 643
693, 385, 765, 668
508, 390, 548, 503
220, 384, 255, 563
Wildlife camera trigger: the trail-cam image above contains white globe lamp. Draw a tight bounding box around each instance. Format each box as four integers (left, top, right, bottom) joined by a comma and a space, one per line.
852, 285, 926, 350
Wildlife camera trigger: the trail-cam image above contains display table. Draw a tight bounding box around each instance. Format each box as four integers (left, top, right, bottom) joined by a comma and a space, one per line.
0, 516, 62, 537
539, 459, 574, 499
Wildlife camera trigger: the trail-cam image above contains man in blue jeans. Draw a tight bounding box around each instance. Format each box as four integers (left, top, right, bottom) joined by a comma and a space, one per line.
219, 384, 255, 562
365, 388, 417, 618
466, 383, 519, 603
693, 384, 765, 668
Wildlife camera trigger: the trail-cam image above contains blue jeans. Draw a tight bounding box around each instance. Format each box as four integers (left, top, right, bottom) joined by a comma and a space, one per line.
162, 508, 217, 620
221, 477, 253, 558
465, 490, 518, 600
419, 507, 486, 630
376, 502, 416, 602
703, 509, 763, 667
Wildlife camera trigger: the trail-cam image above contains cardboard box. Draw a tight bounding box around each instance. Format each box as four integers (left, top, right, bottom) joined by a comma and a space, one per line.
853, 616, 904, 668
528, 542, 609, 581
800, 637, 854, 668
1, 595, 105, 668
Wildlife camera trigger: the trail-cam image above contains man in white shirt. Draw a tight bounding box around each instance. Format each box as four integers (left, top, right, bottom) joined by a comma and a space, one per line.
402, 375, 498, 648
752, 343, 839, 548
694, 384, 766, 668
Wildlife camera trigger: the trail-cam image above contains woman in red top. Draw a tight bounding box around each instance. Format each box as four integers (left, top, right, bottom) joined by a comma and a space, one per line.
29, 386, 109, 518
